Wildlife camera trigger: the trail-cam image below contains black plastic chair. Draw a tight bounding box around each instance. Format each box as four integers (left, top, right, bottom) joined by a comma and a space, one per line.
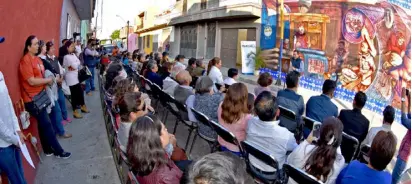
147, 82, 162, 110
164, 92, 197, 151
283, 164, 323, 184
127, 171, 139, 184
241, 141, 281, 184
357, 144, 371, 164
341, 132, 359, 163
208, 120, 243, 155
278, 105, 298, 133
190, 108, 219, 154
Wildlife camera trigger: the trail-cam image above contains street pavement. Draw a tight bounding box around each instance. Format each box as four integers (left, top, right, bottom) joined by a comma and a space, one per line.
34, 74, 120, 184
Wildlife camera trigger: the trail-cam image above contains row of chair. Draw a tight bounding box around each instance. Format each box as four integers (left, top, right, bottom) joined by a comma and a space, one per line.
99, 74, 138, 184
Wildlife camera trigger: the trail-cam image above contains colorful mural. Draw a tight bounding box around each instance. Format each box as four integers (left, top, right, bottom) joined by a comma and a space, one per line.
262, 0, 411, 120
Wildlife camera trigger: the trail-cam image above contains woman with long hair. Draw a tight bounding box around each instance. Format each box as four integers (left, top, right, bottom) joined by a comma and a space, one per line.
287, 117, 345, 184
37, 40, 72, 138
19, 35, 71, 158
217, 83, 252, 155
112, 78, 153, 112
104, 63, 124, 91
46, 41, 72, 125
62, 40, 89, 118
207, 57, 224, 92
127, 115, 183, 184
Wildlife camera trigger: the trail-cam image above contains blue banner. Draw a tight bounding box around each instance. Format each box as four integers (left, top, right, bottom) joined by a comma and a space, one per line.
260, 2, 277, 50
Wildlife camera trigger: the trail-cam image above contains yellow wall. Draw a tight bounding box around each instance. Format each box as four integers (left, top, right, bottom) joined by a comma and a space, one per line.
236, 29, 247, 65
143, 35, 153, 54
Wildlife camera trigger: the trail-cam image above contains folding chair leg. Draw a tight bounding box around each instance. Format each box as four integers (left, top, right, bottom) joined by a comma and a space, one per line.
173, 119, 178, 134
162, 110, 169, 124
189, 133, 198, 155
184, 128, 194, 151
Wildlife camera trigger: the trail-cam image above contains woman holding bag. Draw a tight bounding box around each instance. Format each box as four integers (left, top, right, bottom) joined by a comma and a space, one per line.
62, 40, 89, 119
19, 35, 71, 159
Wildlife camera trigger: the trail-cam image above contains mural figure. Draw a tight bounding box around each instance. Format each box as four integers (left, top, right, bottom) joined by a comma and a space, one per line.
332, 40, 349, 77
294, 23, 310, 49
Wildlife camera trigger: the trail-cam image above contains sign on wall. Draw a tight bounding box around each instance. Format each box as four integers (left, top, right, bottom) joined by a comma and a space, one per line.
241, 41, 256, 74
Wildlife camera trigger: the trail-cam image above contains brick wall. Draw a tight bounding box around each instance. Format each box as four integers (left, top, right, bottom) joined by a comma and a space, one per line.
0, 0, 63, 183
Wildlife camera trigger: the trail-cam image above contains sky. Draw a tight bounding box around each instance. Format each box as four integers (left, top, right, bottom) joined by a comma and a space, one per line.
92, 0, 175, 39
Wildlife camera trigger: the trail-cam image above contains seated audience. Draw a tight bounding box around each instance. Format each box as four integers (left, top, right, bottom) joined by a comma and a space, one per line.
186, 57, 196, 76
160, 52, 169, 65
223, 68, 238, 86
218, 83, 252, 155
336, 131, 397, 184
277, 71, 305, 133
174, 54, 186, 71
174, 70, 194, 105
207, 57, 224, 92
287, 117, 345, 184
127, 115, 183, 184
146, 61, 163, 88
363, 105, 395, 146
338, 91, 369, 143
186, 152, 254, 184
187, 76, 224, 139
104, 63, 124, 91
192, 59, 205, 77
392, 88, 411, 184
162, 62, 179, 95
113, 79, 152, 112
306, 79, 338, 122
246, 91, 297, 179
254, 72, 273, 96
117, 92, 148, 152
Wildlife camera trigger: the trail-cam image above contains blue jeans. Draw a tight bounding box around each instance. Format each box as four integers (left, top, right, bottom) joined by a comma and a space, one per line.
25, 102, 64, 155
0, 145, 27, 184
392, 156, 408, 184
57, 87, 68, 120
85, 65, 95, 93
49, 100, 65, 136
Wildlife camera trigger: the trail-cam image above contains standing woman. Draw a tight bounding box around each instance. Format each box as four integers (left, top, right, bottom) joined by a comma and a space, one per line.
46, 41, 72, 125
62, 40, 90, 119
207, 57, 224, 92
19, 35, 71, 158
37, 40, 72, 139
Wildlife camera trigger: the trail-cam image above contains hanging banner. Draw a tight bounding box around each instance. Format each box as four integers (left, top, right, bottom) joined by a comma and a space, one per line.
260, 0, 277, 50
241, 41, 256, 75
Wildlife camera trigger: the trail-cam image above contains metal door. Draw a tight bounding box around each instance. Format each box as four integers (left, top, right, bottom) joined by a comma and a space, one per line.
220, 29, 238, 68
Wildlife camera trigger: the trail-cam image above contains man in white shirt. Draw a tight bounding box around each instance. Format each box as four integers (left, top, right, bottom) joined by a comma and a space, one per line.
75, 40, 82, 57
0, 72, 27, 184
246, 91, 297, 180
363, 105, 396, 146
223, 68, 238, 86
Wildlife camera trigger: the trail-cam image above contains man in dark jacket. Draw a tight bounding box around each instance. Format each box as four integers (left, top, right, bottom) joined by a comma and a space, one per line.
83, 39, 100, 95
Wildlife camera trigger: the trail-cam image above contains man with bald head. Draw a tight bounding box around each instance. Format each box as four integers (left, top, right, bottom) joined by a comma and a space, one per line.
174, 70, 194, 104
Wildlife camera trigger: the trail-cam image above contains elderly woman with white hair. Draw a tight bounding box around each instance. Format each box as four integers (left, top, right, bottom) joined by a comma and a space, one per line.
186, 76, 224, 139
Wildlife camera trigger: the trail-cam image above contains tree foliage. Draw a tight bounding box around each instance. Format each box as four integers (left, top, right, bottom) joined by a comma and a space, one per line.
110, 29, 120, 40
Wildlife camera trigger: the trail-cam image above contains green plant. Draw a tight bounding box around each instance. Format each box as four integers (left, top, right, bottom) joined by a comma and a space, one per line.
110, 29, 120, 40
247, 47, 265, 70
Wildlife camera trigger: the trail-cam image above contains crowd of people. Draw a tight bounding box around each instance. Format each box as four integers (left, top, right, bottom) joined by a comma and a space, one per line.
99, 44, 410, 184
1, 34, 410, 184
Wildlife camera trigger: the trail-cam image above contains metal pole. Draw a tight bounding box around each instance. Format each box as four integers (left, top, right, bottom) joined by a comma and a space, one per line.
126, 20, 130, 51
275, 0, 285, 86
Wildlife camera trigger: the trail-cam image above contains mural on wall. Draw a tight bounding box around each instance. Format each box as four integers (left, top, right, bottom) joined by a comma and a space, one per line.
262, 0, 411, 120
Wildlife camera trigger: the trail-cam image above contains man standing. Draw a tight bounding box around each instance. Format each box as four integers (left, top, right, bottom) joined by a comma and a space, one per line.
392, 88, 411, 184
290, 50, 303, 73
84, 39, 100, 96
75, 39, 82, 57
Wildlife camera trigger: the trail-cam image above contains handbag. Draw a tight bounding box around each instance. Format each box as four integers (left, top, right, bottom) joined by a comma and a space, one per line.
78, 65, 92, 83
22, 63, 52, 112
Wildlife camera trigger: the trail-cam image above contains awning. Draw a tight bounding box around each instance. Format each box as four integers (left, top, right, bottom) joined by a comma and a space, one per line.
135, 23, 168, 34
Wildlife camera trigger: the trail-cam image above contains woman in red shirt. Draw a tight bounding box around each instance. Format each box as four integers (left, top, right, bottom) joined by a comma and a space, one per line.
127, 115, 183, 184
19, 35, 71, 158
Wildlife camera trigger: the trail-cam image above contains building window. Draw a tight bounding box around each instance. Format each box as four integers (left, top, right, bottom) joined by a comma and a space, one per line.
180, 25, 197, 58
66, 14, 72, 39
201, 0, 207, 10
206, 23, 216, 59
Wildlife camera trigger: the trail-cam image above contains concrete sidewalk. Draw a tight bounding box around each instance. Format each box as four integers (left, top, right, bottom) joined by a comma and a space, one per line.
34, 76, 120, 184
